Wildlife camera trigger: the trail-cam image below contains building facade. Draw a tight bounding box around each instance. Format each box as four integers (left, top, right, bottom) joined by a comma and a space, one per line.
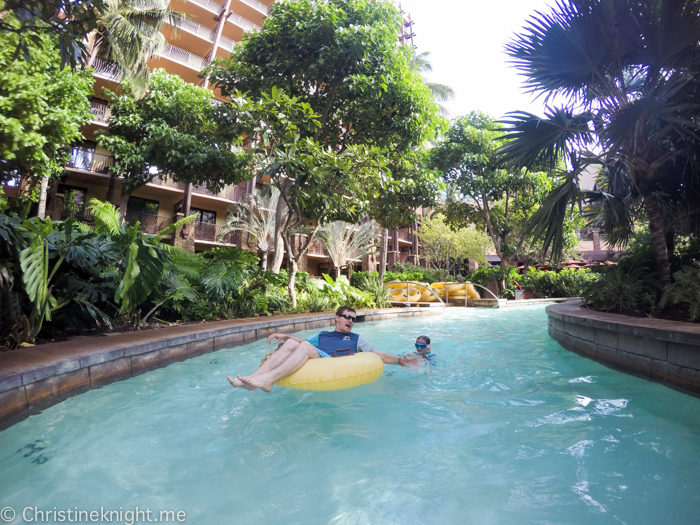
25, 0, 425, 275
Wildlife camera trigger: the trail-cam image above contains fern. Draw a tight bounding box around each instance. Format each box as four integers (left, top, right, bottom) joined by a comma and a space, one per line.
660, 266, 700, 322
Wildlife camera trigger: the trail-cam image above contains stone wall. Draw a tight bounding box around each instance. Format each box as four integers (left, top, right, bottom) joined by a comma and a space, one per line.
547, 301, 700, 397
0, 307, 443, 430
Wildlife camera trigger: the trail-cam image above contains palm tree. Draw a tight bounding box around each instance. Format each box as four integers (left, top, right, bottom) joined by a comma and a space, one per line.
86, 0, 186, 96
498, 0, 700, 286
317, 220, 378, 278
410, 51, 455, 119
219, 187, 283, 271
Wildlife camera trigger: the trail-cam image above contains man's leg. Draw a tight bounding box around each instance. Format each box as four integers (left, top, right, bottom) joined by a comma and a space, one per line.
227, 339, 301, 389
238, 341, 321, 392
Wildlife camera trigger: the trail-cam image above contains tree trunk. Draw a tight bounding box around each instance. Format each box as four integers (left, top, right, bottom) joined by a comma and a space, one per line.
378, 227, 388, 281
643, 192, 672, 286
118, 188, 133, 225
270, 199, 287, 273
37, 176, 49, 219
335, 266, 340, 279
261, 249, 269, 271
287, 257, 299, 308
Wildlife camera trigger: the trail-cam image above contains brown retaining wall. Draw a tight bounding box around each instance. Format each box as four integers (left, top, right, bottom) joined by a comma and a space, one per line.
547, 301, 700, 396
0, 307, 443, 430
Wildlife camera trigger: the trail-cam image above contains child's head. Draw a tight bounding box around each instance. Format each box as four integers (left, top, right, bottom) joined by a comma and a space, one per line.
415, 335, 431, 355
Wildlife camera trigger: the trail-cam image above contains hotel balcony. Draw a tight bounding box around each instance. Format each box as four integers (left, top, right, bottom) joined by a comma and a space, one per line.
67, 149, 114, 175
192, 181, 247, 202
125, 211, 175, 235
194, 222, 241, 246
398, 227, 413, 243
239, 0, 268, 17
149, 44, 207, 85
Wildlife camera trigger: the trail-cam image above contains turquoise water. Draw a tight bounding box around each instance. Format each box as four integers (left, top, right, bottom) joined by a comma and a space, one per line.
1, 307, 700, 524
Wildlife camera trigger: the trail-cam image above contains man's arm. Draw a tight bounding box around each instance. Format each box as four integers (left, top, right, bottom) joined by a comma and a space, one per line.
371, 349, 403, 365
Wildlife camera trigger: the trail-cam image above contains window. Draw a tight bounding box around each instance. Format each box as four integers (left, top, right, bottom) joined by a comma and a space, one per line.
191, 208, 216, 224
127, 197, 159, 216
57, 185, 87, 218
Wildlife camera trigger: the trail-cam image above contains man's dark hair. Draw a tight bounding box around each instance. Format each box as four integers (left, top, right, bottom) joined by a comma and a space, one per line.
336, 306, 356, 317
417, 335, 431, 344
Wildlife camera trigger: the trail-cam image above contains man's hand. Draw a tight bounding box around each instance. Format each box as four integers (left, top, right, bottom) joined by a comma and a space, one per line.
402, 355, 425, 368
267, 333, 289, 346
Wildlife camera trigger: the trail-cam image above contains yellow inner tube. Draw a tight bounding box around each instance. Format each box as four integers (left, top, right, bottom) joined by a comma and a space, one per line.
466, 283, 481, 299
390, 287, 421, 302
260, 351, 385, 391
444, 283, 466, 293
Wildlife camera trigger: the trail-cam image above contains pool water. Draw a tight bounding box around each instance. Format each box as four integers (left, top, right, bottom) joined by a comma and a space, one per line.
2, 307, 700, 524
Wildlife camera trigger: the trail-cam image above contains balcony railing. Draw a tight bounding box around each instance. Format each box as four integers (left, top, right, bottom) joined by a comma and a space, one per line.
180, 18, 217, 42
125, 212, 175, 235
307, 241, 328, 257
227, 11, 260, 31
240, 0, 269, 16
192, 181, 247, 201
67, 149, 114, 174
398, 227, 412, 242
188, 0, 222, 15
194, 222, 241, 245
89, 100, 111, 123
92, 57, 122, 82
159, 44, 206, 71
219, 35, 236, 53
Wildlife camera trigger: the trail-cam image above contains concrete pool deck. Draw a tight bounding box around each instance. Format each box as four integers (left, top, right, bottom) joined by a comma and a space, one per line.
0, 307, 443, 430
547, 300, 700, 397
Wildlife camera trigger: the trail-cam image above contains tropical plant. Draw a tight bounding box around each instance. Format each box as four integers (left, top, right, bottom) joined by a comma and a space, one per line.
431, 112, 579, 266
416, 215, 491, 273
581, 262, 658, 315
499, 0, 700, 286
351, 273, 391, 308
409, 51, 455, 119
308, 274, 375, 311
85, 0, 186, 95
87, 198, 193, 322
0, 27, 93, 215
317, 220, 378, 278
207, 0, 443, 304
0, 0, 106, 69
219, 186, 283, 270
0, 212, 114, 345
659, 266, 700, 322
98, 69, 251, 223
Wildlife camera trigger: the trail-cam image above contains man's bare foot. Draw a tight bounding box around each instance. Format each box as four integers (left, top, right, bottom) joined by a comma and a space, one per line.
227, 375, 255, 390
239, 374, 274, 393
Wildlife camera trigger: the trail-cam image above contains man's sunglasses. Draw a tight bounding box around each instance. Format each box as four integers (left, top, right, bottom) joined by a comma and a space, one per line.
415, 342, 428, 349
339, 314, 356, 321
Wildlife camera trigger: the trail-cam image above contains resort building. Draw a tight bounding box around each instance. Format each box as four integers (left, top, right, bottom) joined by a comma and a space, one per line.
15, 0, 425, 276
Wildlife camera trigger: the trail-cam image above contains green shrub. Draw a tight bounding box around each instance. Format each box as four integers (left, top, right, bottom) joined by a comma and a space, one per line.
390, 263, 453, 283
660, 266, 700, 322
581, 261, 658, 314
352, 273, 392, 308
519, 268, 599, 298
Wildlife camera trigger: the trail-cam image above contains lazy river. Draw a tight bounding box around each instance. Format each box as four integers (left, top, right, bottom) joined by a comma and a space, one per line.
1, 307, 700, 524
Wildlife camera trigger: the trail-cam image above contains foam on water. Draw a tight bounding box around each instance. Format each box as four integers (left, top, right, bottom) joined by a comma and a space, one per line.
1, 307, 700, 524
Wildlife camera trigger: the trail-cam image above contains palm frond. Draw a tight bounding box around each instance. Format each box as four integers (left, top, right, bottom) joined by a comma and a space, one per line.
155, 212, 197, 241
497, 108, 593, 169
318, 220, 378, 271
524, 169, 582, 261
87, 199, 121, 236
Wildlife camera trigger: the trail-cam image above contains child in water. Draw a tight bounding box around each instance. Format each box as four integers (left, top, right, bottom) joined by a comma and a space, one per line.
399, 335, 436, 367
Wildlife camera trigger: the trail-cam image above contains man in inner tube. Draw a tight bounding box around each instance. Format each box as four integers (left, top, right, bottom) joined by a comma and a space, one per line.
227, 305, 420, 392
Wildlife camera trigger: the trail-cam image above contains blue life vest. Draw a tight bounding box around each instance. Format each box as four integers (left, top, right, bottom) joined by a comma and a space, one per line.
317, 331, 360, 357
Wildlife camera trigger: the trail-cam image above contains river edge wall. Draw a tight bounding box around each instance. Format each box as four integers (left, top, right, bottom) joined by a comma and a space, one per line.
547, 301, 700, 397
0, 307, 443, 430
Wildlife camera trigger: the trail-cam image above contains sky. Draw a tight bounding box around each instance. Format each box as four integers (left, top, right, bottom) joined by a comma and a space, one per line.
395, 0, 556, 121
